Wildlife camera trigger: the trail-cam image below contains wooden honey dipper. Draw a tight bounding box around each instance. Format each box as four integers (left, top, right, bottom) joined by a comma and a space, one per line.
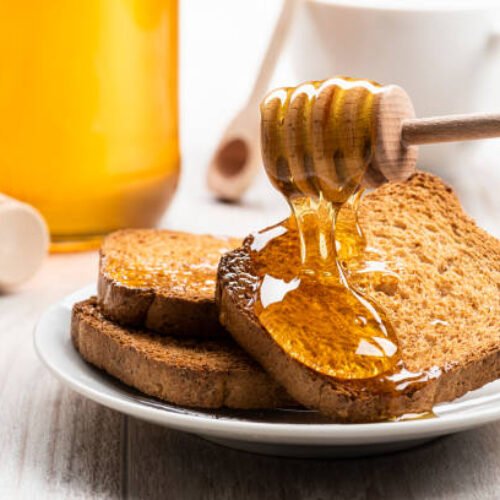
212, 77, 500, 201
351, 82, 500, 189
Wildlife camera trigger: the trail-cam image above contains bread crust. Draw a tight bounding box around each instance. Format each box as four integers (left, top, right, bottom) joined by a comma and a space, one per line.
217, 173, 500, 422
98, 272, 221, 337
72, 298, 294, 410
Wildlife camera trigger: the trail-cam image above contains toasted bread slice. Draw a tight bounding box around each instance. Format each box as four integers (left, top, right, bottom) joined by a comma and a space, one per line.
217, 173, 500, 422
72, 298, 293, 409
98, 229, 239, 337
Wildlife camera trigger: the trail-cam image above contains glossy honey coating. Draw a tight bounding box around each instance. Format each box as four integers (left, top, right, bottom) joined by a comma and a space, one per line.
105, 255, 217, 295
103, 236, 238, 297
246, 220, 439, 393
256, 77, 401, 380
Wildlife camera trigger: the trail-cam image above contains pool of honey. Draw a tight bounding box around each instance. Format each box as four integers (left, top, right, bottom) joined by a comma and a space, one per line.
252, 201, 400, 380
253, 76, 440, 401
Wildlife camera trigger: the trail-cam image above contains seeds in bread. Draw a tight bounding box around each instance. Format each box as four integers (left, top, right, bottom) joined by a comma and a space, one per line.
98, 229, 239, 337
217, 173, 500, 422
72, 298, 294, 409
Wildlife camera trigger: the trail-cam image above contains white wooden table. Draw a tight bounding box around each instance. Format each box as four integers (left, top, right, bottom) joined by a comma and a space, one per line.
1, 1, 499, 498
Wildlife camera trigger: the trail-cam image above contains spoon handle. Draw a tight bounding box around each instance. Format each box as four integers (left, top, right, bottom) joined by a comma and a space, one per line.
247, 0, 300, 107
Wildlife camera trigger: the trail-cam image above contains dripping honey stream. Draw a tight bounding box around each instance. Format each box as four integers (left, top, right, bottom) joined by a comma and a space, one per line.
252, 77, 438, 397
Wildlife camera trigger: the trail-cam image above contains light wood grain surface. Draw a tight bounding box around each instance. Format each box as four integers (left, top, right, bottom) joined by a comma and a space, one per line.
1, 1, 499, 498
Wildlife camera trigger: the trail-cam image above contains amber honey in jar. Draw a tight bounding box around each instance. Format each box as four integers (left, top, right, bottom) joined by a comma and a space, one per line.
0, 0, 179, 251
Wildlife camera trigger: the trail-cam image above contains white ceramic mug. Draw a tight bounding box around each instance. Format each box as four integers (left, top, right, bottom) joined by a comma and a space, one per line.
289, 0, 500, 174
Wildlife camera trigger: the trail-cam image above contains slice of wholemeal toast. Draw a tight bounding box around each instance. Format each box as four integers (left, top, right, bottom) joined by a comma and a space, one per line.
98, 229, 239, 337
217, 173, 500, 422
72, 298, 293, 409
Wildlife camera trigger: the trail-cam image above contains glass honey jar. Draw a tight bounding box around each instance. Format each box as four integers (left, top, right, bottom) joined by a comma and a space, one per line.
0, 0, 179, 251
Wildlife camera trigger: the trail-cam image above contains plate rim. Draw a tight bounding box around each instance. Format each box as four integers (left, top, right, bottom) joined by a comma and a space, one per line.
34, 285, 500, 446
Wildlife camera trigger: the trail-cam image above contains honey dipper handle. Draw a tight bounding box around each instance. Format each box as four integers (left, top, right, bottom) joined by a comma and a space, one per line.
402, 113, 500, 146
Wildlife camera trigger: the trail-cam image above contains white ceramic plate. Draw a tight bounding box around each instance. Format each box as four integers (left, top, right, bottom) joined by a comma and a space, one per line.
34, 285, 500, 458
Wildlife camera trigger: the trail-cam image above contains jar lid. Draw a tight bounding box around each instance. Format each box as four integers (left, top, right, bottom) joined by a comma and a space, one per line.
0, 195, 49, 289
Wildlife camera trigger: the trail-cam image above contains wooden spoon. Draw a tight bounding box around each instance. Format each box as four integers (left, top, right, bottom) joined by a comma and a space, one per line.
206, 0, 299, 201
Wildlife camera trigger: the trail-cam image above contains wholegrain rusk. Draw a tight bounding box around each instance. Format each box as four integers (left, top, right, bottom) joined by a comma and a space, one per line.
217, 173, 500, 422
98, 229, 239, 337
72, 298, 293, 409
